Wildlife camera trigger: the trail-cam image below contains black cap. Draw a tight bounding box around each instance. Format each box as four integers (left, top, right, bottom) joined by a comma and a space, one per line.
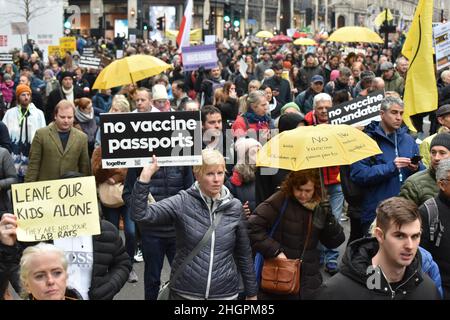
436, 104, 450, 118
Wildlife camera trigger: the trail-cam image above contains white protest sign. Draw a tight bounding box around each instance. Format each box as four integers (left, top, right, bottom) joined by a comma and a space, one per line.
205, 35, 216, 45
434, 22, 450, 71
239, 58, 248, 78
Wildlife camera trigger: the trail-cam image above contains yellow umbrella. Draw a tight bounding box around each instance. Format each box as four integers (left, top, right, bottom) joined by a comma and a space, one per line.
93, 55, 172, 90
257, 124, 381, 171
293, 38, 317, 46
327, 26, 383, 43
256, 30, 274, 38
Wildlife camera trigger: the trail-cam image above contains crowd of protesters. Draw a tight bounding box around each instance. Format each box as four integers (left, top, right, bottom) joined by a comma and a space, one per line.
1, 28, 450, 300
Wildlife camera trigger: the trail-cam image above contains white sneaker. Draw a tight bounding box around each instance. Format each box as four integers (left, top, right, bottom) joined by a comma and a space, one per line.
134, 249, 143, 262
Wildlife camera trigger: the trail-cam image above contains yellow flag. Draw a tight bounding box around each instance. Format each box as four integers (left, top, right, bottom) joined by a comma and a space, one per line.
374, 9, 393, 27
401, 0, 438, 131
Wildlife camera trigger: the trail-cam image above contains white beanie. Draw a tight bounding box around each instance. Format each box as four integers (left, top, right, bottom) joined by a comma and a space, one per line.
152, 84, 168, 100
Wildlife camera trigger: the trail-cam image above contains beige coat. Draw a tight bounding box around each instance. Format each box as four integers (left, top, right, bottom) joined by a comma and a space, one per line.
25, 123, 90, 182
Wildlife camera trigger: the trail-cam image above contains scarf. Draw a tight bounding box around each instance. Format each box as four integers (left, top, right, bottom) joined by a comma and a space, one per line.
243, 109, 272, 125
62, 86, 74, 102
75, 107, 94, 123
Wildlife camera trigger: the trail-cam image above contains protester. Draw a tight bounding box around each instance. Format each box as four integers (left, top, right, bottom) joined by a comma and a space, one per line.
249, 169, 344, 299
0, 147, 17, 215
74, 97, 97, 157
131, 150, 258, 300
25, 100, 90, 182
317, 197, 440, 300
419, 158, 450, 299
350, 96, 423, 235
2, 84, 46, 181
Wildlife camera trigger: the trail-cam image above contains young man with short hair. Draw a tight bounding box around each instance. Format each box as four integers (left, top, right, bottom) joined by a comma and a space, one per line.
317, 197, 440, 300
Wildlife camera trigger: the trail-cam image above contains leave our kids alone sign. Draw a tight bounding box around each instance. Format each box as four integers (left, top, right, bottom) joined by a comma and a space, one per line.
12, 177, 100, 242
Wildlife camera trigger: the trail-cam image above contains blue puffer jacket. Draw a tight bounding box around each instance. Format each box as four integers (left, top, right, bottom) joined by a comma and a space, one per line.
350, 121, 424, 224
419, 246, 443, 298
123, 166, 194, 237
131, 181, 258, 299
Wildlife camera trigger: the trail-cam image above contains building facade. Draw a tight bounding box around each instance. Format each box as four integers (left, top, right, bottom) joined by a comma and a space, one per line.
68, 0, 449, 39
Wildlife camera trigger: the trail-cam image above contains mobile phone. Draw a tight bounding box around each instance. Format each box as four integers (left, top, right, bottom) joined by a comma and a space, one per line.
410, 155, 423, 165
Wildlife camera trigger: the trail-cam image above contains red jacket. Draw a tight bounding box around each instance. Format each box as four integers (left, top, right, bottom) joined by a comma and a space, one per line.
304, 111, 340, 185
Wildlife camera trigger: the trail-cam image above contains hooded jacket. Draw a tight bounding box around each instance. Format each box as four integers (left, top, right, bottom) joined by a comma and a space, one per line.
131, 181, 258, 299
350, 121, 423, 224
317, 237, 440, 300
399, 168, 439, 207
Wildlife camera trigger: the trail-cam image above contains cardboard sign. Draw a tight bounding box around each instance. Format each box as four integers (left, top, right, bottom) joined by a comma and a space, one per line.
79, 56, 101, 69
48, 45, 60, 57
181, 44, 218, 72
434, 22, 450, 71
11, 22, 29, 35
12, 177, 101, 242
100, 111, 202, 168
0, 53, 13, 65
59, 36, 76, 56
328, 90, 384, 126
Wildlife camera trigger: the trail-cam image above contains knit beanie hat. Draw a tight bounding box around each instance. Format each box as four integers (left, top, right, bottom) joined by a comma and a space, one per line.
16, 84, 32, 98
430, 133, 450, 151
3, 73, 12, 81
280, 102, 300, 115
278, 113, 305, 132
59, 71, 74, 83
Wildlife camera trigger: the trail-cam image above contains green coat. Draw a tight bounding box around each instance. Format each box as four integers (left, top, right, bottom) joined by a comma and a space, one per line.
399, 168, 439, 206
25, 123, 90, 182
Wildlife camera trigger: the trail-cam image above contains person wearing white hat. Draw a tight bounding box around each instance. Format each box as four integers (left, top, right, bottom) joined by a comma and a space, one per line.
151, 84, 171, 112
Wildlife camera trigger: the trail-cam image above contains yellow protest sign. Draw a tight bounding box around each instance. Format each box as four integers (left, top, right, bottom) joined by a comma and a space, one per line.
59, 36, 76, 56
11, 176, 101, 242
48, 45, 61, 57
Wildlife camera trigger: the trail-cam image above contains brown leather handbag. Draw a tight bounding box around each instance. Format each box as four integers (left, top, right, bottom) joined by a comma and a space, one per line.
260, 213, 313, 295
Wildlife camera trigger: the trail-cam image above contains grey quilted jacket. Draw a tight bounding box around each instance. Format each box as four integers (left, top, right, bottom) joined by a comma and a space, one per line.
131, 180, 258, 299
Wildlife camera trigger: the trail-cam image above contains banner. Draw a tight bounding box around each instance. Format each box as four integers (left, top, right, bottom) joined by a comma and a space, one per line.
11, 177, 101, 242
59, 36, 76, 56
0, 53, 13, 65
434, 22, 450, 71
181, 44, 218, 72
79, 56, 101, 69
100, 111, 202, 168
328, 90, 384, 126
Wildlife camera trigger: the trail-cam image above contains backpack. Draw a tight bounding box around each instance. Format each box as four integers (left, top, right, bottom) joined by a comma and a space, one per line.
423, 198, 445, 247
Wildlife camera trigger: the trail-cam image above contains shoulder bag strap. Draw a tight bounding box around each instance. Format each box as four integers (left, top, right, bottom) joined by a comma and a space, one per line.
170, 211, 224, 283
269, 198, 289, 237
300, 213, 313, 262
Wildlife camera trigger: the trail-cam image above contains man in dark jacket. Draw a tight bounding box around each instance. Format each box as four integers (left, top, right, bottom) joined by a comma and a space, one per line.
317, 197, 440, 300
263, 65, 292, 106
419, 158, 450, 299
295, 75, 324, 114
350, 96, 423, 236
46, 71, 86, 123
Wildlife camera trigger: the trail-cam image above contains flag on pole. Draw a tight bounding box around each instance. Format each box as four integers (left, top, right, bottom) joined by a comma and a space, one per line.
374, 8, 393, 27
401, 0, 438, 131
177, 0, 194, 50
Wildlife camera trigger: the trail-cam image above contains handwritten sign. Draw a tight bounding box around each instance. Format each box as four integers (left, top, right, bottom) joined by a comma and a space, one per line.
12, 177, 100, 242
48, 45, 61, 57
59, 36, 76, 56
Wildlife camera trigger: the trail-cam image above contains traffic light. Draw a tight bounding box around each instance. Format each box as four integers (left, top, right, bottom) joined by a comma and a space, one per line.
98, 16, 104, 30
143, 21, 149, 31
224, 3, 231, 24
233, 10, 240, 33
156, 16, 165, 31
64, 10, 72, 29
136, 16, 142, 30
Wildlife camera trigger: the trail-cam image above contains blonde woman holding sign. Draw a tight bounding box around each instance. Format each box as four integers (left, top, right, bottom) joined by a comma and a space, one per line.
131, 149, 258, 300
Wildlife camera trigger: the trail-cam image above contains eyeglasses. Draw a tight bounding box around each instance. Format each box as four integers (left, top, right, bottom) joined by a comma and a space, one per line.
441, 178, 450, 183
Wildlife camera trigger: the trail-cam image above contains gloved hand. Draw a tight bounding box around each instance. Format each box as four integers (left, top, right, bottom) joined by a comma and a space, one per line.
313, 200, 331, 230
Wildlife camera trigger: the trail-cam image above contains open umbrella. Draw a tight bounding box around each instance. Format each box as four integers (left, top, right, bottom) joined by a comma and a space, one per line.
93, 54, 172, 90
255, 30, 274, 38
293, 38, 317, 46
327, 26, 383, 43
270, 35, 293, 44
256, 124, 382, 196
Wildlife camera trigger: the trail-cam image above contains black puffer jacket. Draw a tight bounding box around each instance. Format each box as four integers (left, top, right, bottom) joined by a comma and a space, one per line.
317, 238, 440, 300
89, 220, 131, 300
248, 191, 345, 299
131, 181, 258, 299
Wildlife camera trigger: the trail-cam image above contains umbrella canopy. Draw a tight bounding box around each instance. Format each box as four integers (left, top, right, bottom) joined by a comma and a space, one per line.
327, 26, 383, 43
256, 124, 382, 171
255, 31, 274, 38
293, 38, 317, 46
270, 35, 293, 44
93, 55, 172, 90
